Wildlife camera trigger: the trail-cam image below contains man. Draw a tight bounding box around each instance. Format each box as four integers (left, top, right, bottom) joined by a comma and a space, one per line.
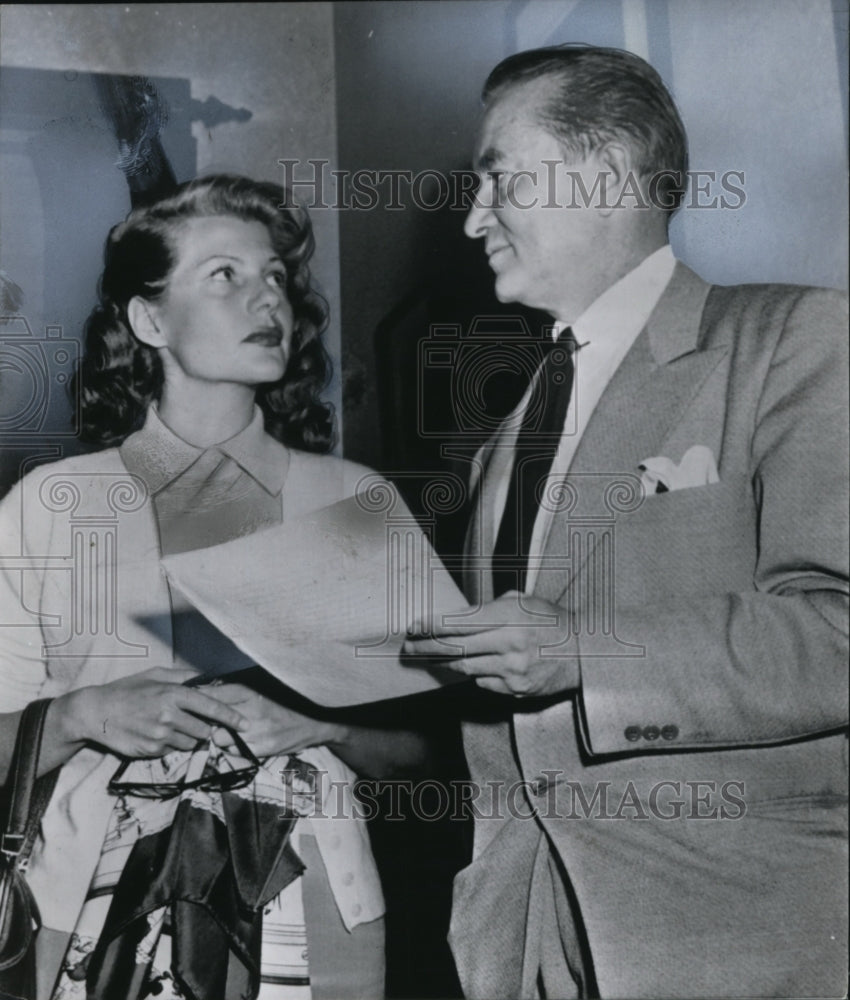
404, 45, 848, 998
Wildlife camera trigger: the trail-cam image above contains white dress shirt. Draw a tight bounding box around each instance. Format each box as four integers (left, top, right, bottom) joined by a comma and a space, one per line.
491, 244, 677, 593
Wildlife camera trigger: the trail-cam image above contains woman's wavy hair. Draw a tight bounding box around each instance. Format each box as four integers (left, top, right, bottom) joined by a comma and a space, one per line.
73, 174, 335, 452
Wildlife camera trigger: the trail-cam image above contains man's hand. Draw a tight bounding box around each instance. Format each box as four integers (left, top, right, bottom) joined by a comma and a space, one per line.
58, 667, 247, 759
402, 592, 580, 697
205, 683, 347, 758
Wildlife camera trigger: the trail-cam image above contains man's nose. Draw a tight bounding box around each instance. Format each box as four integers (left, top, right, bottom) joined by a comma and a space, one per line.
464, 195, 495, 240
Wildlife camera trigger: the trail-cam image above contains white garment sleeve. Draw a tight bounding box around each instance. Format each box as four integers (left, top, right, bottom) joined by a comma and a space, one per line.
0, 476, 50, 710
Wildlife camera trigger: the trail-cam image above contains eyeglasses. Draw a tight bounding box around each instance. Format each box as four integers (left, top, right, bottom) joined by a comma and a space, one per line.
108, 728, 261, 800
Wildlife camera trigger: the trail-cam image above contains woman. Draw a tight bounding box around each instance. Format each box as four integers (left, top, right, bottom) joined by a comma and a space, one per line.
0, 175, 427, 999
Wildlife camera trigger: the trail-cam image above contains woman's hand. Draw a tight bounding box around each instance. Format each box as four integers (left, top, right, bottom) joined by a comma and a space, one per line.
56, 667, 247, 761
205, 681, 434, 779
206, 683, 347, 758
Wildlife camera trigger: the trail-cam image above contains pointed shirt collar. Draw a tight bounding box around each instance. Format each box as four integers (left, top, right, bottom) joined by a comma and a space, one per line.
553, 244, 677, 358
120, 405, 289, 497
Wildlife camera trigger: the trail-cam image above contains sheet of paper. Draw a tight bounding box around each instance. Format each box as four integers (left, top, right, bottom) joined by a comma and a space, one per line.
159, 490, 468, 706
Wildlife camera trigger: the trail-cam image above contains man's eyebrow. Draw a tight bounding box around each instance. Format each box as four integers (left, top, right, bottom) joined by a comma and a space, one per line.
476, 147, 504, 171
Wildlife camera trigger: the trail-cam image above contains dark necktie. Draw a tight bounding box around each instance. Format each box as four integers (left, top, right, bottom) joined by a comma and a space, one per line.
492, 327, 578, 597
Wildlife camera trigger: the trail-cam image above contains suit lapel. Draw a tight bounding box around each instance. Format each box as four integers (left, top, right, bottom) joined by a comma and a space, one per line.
534, 263, 728, 606
568, 335, 727, 475
570, 262, 717, 473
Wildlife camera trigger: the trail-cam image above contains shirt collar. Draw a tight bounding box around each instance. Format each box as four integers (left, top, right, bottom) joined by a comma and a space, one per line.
120, 405, 288, 496
554, 244, 676, 357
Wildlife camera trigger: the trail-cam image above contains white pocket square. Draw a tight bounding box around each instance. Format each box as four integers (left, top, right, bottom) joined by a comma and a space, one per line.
639, 445, 719, 494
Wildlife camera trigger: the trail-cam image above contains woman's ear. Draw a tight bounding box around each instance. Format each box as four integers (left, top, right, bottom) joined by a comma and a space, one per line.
128, 296, 166, 348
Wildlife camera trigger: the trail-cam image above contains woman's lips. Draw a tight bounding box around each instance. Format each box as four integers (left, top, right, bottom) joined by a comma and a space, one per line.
243, 327, 284, 346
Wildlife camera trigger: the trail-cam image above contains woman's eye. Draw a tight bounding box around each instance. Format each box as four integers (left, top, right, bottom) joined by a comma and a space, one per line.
210, 265, 235, 281
269, 270, 287, 288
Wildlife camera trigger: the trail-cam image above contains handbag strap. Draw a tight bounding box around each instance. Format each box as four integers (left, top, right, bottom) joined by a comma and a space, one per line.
2, 699, 57, 866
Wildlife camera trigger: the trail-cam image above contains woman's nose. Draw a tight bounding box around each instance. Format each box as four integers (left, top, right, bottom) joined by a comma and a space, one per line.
251, 277, 285, 313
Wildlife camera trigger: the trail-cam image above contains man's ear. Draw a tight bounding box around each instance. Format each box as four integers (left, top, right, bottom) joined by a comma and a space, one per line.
596, 142, 647, 217
127, 296, 166, 348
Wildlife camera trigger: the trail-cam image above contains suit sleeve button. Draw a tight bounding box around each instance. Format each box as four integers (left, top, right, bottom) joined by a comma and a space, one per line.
624, 726, 642, 741
642, 725, 660, 741
661, 725, 679, 741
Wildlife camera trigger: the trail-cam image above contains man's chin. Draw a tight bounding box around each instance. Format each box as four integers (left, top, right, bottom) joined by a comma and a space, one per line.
491, 272, 550, 313
492, 273, 523, 305
493, 284, 537, 310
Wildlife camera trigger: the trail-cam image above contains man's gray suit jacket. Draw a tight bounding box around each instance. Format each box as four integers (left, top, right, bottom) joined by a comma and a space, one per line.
449, 263, 849, 999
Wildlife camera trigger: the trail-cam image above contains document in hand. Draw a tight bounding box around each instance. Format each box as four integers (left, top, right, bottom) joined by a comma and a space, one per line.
160, 489, 467, 706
